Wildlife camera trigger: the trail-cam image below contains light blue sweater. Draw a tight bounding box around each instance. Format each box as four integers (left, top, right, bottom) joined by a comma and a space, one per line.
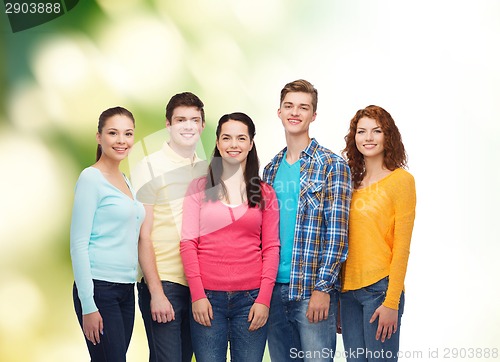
70, 167, 145, 314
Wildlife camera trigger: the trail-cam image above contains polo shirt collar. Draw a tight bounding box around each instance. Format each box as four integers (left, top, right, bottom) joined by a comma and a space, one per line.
162, 142, 201, 164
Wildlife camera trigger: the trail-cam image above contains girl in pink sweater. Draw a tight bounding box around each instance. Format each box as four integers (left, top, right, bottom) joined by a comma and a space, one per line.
180, 112, 280, 362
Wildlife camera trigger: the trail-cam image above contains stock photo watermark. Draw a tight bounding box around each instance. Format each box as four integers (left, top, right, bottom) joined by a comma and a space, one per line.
289, 347, 499, 360
3, 0, 79, 32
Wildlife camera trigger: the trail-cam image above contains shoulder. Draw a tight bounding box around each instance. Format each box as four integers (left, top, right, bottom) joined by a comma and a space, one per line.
264, 148, 286, 169
260, 181, 276, 197
311, 144, 349, 170
74, 167, 102, 196
188, 176, 207, 191
76, 167, 101, 184
392, 168, 415, 185
142, 149, 171, 170
385, 169, 416, 198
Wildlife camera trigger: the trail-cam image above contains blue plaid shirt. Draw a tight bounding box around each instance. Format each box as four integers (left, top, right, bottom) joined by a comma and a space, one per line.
263, 138, 352, 301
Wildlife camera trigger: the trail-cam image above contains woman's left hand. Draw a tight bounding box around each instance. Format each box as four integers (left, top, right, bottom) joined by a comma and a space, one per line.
247, 303, 269, 331
369, 304, 398, 342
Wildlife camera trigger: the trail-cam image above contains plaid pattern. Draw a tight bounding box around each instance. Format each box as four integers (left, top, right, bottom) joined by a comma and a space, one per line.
263, 138, 352, 300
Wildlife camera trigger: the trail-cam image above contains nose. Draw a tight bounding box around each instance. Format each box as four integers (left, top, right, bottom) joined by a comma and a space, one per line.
117, 133, 125, 143
365, 132, 374, 141
291, 106, 300, 116
184, 119, 195, 129
229, 138, 238, 148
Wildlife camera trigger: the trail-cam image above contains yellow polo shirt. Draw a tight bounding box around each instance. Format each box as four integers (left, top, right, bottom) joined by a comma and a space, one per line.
131, 142, 207, 286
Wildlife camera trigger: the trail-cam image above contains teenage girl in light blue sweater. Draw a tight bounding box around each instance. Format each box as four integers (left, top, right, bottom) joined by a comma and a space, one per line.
70, 106, 145, 361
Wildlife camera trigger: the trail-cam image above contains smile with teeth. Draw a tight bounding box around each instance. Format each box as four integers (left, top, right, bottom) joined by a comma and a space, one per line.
113, 147, 128, 152
288, 118, 301, 125
227, 151, 241, 156
363, 144, 377, 149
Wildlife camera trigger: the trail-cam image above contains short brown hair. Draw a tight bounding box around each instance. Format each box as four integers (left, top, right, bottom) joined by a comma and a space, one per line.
280, 79, 318, 112
165, 92, 205, 124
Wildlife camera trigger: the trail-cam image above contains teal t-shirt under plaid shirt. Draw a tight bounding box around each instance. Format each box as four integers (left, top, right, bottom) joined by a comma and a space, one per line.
274, 154, 300, 283
263, 138, 352, 300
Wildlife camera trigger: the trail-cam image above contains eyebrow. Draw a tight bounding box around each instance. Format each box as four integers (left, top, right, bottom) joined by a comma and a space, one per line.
172, 116, 201, 120
283, 102, 311, 108
357, 126, 382, 130
220, 133, 248, 137
106, 128, 134, 131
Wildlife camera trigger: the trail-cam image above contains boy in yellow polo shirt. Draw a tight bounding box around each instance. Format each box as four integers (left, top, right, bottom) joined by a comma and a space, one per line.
131, 92, 207, 362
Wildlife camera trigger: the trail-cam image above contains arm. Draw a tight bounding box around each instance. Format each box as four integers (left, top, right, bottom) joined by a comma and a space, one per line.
69, 170, 103, 343
307, 160, 352, 323
138, 204, 175, 323
384, 171, 416, 308
255, 184, 280, 306
371, 171, 416, 341
180, 180, 212, 325
248, 184, 280, 330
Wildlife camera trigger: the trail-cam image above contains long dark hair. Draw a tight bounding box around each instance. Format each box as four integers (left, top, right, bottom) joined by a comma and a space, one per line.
342, 105, 407, 188
205, 112, 263, 209
96, 106, 135, 161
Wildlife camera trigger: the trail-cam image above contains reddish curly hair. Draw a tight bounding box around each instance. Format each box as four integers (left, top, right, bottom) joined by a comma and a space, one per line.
342, 105, 407, 188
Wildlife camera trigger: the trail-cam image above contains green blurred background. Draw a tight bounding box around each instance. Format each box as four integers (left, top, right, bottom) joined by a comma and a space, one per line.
1, 1, 499, 361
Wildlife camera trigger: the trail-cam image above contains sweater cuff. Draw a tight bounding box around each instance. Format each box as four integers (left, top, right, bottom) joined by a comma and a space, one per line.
382, 296, 401, 310
255, 283, 274, 308
81, 297, 98, 315
188, 277, 206, 303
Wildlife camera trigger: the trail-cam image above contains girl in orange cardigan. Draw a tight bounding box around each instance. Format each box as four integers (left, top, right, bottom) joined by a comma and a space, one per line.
341, 105, 416, 362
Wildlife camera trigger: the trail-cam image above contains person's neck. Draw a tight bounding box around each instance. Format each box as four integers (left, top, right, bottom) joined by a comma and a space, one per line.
221, 165, 246, 204
285, 132, 311, 164
168, 141, 196, 161
221, 163, 245, 182
363, 156, 385, 177
94, 157, 121, 175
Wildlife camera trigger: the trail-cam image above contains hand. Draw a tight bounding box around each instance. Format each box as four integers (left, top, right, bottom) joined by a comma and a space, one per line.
306, 290, 330, 323
192, 298, 213, 327
82, 311, 103, 345
150, 292, 175, 323
369, 304, 399, 342
247, 303, 269, 331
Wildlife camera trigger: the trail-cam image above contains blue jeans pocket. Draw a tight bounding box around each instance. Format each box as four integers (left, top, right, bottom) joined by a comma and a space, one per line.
362, 277, 388, 295
245, 288, 259, 302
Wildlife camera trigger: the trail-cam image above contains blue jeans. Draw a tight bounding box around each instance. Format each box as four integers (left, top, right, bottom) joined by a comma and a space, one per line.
73, 280, 135, 362
190, 289, 268, 362
268, 283, 338, 362
340, 277, 404, 362
137, 279, 193, 362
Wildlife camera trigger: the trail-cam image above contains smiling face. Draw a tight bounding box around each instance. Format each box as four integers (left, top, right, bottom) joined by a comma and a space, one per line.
167, 105, 205, 153
216, 119, 253, 169
96, 114, 135, 162
355, 116, 385, 160
278, 91, 316, 136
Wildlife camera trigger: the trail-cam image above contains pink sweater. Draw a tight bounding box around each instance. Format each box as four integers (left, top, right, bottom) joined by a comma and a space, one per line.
180, 177, 280, 307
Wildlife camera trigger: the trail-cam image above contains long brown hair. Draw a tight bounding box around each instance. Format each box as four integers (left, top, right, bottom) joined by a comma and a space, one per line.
343, 105, 407, 188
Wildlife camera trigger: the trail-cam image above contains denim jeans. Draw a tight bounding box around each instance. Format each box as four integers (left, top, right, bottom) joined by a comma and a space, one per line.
190, 289, 268, 362
73, 280, 135, 362
340, 277, 404, 362
267, 283, 338, 362
137, 279, 193, 362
